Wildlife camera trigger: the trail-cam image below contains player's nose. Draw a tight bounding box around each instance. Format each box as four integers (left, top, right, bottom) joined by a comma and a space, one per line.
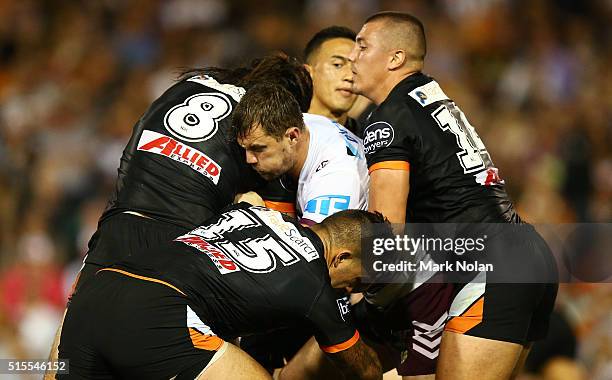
245, 151, 257, 164
348, 44, 358, 62
343, 70, 354, 83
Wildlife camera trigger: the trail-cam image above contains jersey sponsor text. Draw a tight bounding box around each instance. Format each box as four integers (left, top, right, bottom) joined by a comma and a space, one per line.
137, 130, 222, 184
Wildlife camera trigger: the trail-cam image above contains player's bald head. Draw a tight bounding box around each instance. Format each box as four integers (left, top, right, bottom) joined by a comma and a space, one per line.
365, 11, 426, 63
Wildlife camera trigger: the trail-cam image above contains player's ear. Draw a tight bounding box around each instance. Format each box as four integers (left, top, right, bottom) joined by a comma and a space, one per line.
388, 49, 406, 70
285, 127, 301, 143
304, 63, 314, 78
333, 251, 351, 268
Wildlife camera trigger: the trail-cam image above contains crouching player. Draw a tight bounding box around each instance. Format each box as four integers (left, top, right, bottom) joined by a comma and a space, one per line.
58, 203, 384, 380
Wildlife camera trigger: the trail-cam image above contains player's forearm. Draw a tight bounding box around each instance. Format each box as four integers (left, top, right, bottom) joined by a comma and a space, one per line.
277, 337, 339, 380
368, 168, 409, 225
327, 340, 383, 380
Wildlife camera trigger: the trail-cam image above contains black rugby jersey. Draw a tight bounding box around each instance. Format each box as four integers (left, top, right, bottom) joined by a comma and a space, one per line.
364, 73, 521, 223
102, 76, 263, 228
113, 203, 357, 351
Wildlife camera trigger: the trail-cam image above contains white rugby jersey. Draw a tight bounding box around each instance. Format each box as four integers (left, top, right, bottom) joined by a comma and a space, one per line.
297, 113, 369, 224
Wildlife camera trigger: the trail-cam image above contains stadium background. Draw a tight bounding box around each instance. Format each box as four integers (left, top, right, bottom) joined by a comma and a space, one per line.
0, 0, 609, 378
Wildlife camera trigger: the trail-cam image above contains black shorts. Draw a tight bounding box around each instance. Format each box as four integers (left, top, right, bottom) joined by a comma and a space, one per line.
445, 281, 558, 344
392, 226, 558, 376
59, 269, 224, 380
71, 213, 187, 297
445, 224, 559, 344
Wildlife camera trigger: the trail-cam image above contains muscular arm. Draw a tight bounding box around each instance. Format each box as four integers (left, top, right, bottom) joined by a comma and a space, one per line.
368, 168, 410, 225
325, 338, 382, 380
277, 337, 382, 380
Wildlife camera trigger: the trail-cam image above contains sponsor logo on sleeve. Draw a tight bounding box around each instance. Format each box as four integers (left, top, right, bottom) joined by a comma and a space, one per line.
336, 297, 350, 321
304, 195, 350, 216
164, 92, 231, 142
315, 160, 329, 172
363, 122, 395, 155
137, 130, 222, 184
408, 81, 450, 107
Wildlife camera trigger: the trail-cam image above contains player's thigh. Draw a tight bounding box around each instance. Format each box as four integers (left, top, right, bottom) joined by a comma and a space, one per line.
436, 331, 523, 380
510, 345, 532, 379
199, 341, 271, 380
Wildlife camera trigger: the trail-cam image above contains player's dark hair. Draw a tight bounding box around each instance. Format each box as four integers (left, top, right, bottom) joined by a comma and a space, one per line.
303, 26, 357, 63
319, 209, 391, 260
232, 82, 304, 141
365, 11, 426, 60
179, 53, 313, 112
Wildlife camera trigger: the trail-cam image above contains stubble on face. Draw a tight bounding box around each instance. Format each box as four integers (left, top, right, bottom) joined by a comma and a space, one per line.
350, 21, 389, 102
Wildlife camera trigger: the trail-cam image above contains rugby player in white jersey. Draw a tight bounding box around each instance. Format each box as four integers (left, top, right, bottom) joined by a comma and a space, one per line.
237, 83, 369, 226
234, 81, 370, 371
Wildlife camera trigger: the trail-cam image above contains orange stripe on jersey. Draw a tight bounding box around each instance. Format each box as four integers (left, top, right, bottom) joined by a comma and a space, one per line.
368, 161, 410, 173
444, 296, 484, 334
189, 327, 224, 351
320, 330, 360, 353
264, 200, 296, 214
98, 268, 186, 296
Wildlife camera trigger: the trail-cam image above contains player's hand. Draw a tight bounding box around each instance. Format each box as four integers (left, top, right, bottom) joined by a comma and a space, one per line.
234, 191, 265, 206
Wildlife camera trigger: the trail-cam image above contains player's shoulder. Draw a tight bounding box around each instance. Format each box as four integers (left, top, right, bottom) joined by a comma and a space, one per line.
155, 75, 243, 118
363, 74, 451, 151
140, 75, 243, 146
180, 75, 245, 102
375, 72, 450, 116
304, 113, 363, 153
303, 113, 345, 139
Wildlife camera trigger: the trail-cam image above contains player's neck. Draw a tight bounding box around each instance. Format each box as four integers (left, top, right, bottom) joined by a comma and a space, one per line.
372, 69, 420, 105
308, 103, 348, 125
310, 224, 334, 267
288, 126, 310, 180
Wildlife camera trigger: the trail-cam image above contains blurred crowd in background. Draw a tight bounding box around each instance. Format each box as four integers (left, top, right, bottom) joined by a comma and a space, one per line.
0, 0, 610, 378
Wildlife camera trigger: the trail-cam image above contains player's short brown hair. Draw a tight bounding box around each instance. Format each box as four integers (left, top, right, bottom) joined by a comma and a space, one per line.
365, 11, 426, 60
232, 82, 304, 141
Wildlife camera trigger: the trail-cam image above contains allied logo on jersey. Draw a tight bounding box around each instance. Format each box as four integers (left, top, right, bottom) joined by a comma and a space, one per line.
175, 234, 240, 274
164, 92, 231, 142
363, 122, 395, 155
315, 160, 329, 172
137, 130, 222, 184
336, 297, 350, 322
304, 195, 350, 216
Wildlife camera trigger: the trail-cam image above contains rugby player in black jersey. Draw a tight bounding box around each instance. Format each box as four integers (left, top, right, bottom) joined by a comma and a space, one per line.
45, 53, 313, 378
58, 203, 383, 380
342, 12, 557, 380
81, 53, 312, 284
